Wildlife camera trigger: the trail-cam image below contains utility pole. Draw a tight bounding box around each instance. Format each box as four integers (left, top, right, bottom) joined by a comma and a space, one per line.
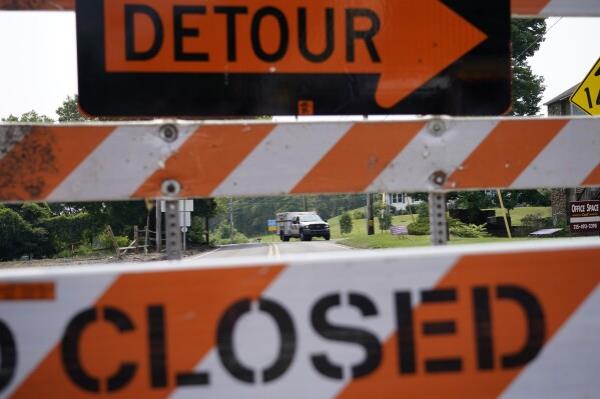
303, 196, 308, 211
366, 193, 375, 235
229, 197, 234, 244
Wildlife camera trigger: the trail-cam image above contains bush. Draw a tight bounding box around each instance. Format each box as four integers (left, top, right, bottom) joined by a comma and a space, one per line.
97, 231, 129, 249
42, 212, 96, 251
188, 216, 207, 244
378, 211, 392, 231
340, 213, 353, 235
0, 208, 52, 260
352, 209, 365, 219
450, 223, 489, 238
213, 222, 249, 245
521, 213, 552, 230
407, 221, 430, 235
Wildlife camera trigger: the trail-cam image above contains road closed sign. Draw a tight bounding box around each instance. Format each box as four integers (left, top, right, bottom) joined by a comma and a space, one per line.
1, 239, 600, 398
75, 0, 510, 117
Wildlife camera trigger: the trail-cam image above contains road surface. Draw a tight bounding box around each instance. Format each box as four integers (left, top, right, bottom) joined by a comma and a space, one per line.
188, 240, 350, 260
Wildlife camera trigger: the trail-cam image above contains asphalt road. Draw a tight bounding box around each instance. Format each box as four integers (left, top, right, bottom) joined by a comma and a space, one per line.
188, 239, 350, 260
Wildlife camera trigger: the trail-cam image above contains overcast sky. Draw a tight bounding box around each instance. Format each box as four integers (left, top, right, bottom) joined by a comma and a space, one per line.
0, 12, 598, 119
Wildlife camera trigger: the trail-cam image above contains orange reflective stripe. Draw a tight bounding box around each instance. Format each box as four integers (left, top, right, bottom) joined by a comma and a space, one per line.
0, 127, 112, 201
583, 163, 600, 186
338, 247, 600, 399
292, 122, 423, 193
134, 124, 273, 197
511, 0, 551, 14
11, 265, 284, 398
446, 120, 567, 189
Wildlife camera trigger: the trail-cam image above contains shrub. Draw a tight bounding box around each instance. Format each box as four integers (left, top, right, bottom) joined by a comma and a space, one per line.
521, 213, 551, 230
340, 213, 353, 235
98, 231, 129, 249
188, 216, 207, 244
213, 222, 249, 245
352, 209, 365, 219
450, 223, 489, 238
407, 221, 430, 235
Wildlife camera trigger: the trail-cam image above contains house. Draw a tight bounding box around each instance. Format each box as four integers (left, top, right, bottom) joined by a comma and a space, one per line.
385, 193, 422, 212
544, 84, 587, 116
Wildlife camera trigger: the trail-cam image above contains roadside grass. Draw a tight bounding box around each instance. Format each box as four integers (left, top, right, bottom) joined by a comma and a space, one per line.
252, 206, 552, 248
496, 206, 551, 225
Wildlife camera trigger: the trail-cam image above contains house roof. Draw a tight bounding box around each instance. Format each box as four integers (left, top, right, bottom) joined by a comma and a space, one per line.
543, 84, 579, 105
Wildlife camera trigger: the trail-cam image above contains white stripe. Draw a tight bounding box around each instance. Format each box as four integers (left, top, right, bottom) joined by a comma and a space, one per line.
570, 216, 600, 223
368, 120, 498, 192
171, 251, 458, 399
540, 0, 600, 16
46, 125, 198, 201
211, 123, 351, 197
501, 285, 600, 398
511, 120, 600, 189
0, 273, 117, 398
0, 126, 30, 161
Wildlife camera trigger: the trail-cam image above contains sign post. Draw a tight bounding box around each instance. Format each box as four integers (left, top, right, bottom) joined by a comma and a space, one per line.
75, 0, 510, 116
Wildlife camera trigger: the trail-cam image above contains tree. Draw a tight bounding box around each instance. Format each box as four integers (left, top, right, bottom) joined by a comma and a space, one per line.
510, 19, 547, 116
56, 95, 86, 122
339, 212, 353, 235
2, 110, 54, 123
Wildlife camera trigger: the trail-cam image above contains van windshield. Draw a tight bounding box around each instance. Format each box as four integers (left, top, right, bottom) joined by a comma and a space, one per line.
299, 215, 323, 222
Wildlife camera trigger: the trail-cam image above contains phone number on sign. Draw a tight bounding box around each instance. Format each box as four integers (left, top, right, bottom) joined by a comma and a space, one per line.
572, 223, 599, 230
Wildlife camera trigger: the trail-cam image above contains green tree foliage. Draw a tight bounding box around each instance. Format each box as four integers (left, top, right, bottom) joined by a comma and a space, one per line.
0, 207, 51, 260
56, 95, 86, 122
2, 110, 54, 123
339, 213, 353, 235
510, 19, 547, 116
455, 191, 494, 210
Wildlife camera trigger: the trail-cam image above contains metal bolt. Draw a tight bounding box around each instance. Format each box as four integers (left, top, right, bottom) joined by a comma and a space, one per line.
161, 179, 181, 196
159, 124, 178, 143
428, 120, 446, 137
430, 171, 447, 186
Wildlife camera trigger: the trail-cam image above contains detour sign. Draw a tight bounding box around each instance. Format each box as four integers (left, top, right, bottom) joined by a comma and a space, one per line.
1, 240, 600, 398
75, 0, 511, 117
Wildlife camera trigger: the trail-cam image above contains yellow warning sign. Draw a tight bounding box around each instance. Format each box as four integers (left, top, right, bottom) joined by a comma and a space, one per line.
570, 57, 600, 115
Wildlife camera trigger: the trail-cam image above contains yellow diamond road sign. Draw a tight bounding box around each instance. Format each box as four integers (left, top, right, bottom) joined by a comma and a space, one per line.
570, 57, 600, 116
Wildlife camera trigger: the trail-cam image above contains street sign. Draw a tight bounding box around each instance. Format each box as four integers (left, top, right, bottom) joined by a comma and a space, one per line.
268, 219, 277, 232
75, 0, 511, 117
570, 57, 600, 115
569, 200, 600, 234
1, 239, 600, 397
161, 200, 194, 213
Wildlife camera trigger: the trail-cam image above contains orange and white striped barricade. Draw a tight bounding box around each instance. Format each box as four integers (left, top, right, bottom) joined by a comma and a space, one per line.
1, 0, 599, 16
1, 117, 599, 203
0, 238, 599, 398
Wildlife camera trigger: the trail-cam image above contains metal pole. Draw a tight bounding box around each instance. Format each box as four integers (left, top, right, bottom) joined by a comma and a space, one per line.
429, 192, 448, 245
155, 199, 161, 252
366, 193, 375, 235
182, 229, 187, 252
165, 200, 182, 260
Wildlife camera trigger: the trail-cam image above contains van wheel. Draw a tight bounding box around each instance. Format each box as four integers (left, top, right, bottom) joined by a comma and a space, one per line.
280, 233, 290, 242
324, 234, 330, 241
300, 231, 307, 241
